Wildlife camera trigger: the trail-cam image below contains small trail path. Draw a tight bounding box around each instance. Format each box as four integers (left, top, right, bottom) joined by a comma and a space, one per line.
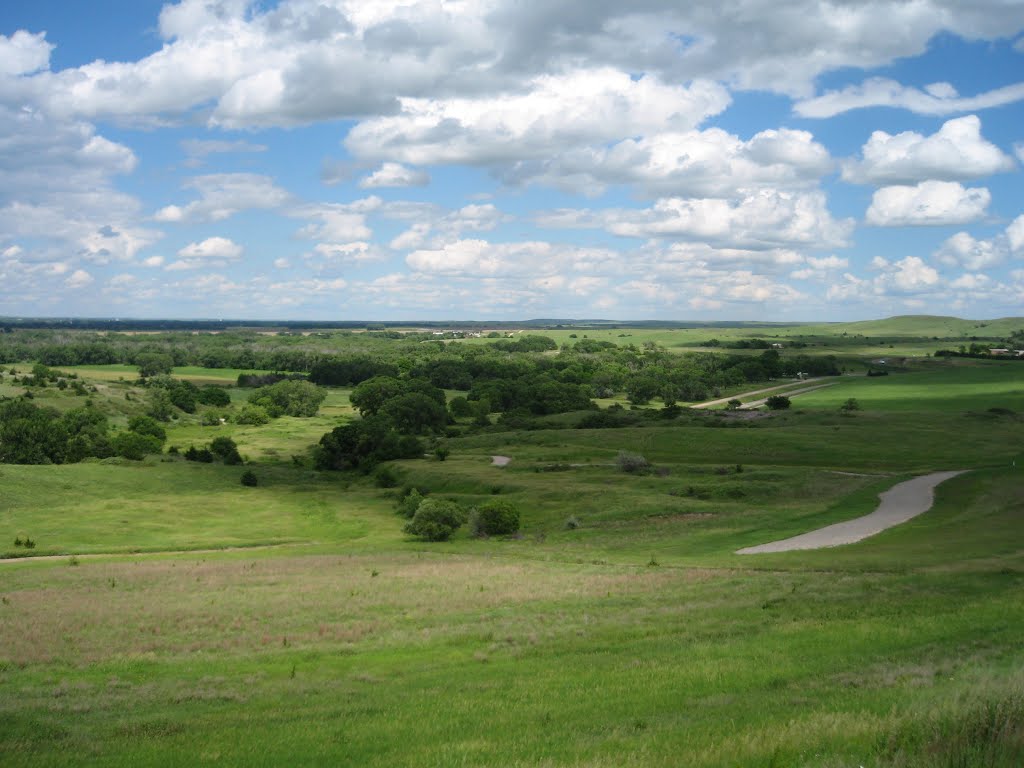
0, 541, 309, 566
736, 471, 966, 554
690, 379, 826, 409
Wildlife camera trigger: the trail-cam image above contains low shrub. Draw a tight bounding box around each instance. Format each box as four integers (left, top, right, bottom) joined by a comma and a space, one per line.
396, 488, 425, 518
240, 470, 258, 487
616, 451, 651, 474
475, 499, 520, 536
404, 498, 466, 541
374, 465, 400, 488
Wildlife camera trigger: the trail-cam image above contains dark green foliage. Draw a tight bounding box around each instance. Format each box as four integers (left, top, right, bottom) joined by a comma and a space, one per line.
184, 446, 214, 463
240, 470, 258, 487
351, 376, 446, 418
840, 398, 861, 413
350, 376, 404, 416
374, 465, 400, 488
616, 451, 651, 474
475, 499, 520, 536
489, 335, 557, 353
128, 415, 167, 444
136, 352, 174, 378
0, 399, 66, 464
308, 356, 399, 386
197, 386, 231, 407
60, 406, 113, 462
201, 411, 225, 426
167, 381, 197, 413
396, 488, 425, 519
236, 372, 293, 388
576, 411, 627, 429
403, 498, 466, 541
0, 400, 113, 464
146, 388, 175, 422
209, 436, 243, 465
448, 396, 473, 418
111, 431, 162, 460
625, 375, 660, 405
379, 392, 448, 434
469, 374, 593, 416
315, 416, 424, 472
765, 395, 791, 410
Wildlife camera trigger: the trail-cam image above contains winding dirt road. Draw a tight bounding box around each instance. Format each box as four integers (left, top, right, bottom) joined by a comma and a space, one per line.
736, 470, 966, 554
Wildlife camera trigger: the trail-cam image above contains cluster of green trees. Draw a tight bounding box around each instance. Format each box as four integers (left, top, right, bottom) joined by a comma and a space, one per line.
0, 330, 840, 411
0, 401, 168, 464
0, 400, 109, 464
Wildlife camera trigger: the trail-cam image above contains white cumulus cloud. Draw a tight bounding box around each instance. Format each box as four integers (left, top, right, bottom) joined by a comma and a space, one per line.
842, 116, 1014, 185
345, 69, 731, 167
795, 78, 1024, 118
359, 162, 430, 189
154, 173, 290, 223
865, 181, 990, 227
505, 127, 833, 198
65, 269, 94, 289
542, 190, 853, 250
0, 31, 52, 76
167, 236, 243, 270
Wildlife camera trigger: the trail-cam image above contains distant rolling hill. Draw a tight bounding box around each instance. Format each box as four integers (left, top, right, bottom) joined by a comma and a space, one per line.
825, 315, 1023, 338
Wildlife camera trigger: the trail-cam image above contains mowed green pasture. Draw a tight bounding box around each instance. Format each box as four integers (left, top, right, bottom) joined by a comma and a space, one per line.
0, 462, 395, 558
54, 365, 274, 385
792, 361, 1024, 413
2, 352, 1024, 765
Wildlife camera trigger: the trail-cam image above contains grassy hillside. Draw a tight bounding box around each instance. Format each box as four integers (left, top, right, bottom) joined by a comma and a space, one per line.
1, 331, 1023, 766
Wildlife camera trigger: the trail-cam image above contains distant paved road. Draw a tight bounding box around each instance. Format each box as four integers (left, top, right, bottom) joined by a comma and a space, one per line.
690, 379, 825, 409
739, 383, 834, 409
736, 471, 967, 554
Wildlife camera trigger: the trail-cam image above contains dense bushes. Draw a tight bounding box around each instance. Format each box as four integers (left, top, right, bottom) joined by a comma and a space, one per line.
111, 431, 162, 460
0, 400, 112, 464
314, 417, 423, 472
185, 437, 242, 464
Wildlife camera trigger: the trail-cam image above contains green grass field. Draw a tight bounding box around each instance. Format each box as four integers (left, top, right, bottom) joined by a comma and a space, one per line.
1, 330, 1023, 766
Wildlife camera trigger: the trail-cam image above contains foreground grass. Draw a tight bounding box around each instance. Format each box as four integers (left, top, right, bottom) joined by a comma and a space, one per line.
1, 539, 1022, 766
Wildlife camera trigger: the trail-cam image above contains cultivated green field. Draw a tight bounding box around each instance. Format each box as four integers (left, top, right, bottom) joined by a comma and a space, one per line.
2, 321, 1023, 766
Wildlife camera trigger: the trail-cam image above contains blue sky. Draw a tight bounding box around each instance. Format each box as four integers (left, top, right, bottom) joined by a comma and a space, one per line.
1, 1, 1023, 321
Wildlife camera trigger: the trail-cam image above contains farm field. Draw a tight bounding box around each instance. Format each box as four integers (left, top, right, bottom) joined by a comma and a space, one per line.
1, 319, 1023, 766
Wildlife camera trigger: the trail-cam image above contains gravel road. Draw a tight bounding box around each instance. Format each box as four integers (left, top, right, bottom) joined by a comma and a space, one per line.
736, 470, 966, 554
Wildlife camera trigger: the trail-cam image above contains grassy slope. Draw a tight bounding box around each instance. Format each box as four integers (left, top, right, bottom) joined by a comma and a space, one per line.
1, 340, 1023, 766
